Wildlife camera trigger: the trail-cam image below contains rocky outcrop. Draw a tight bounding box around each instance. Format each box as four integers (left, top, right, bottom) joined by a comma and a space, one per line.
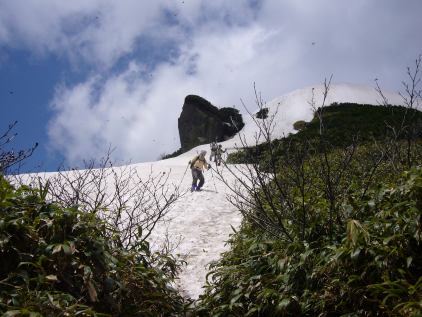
178, 95, 244, 151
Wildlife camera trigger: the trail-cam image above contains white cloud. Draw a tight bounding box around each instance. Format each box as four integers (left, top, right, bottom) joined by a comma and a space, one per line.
0, 0, 174, 66
46, 24, 273, 164
2, 0, 421, 165
0, 0, 259, 67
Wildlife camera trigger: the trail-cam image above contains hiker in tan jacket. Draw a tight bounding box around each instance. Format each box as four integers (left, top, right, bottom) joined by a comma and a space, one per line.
189, 150, 210, 191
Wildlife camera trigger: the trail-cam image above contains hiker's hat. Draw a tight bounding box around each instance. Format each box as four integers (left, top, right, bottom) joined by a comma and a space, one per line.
200, 150, 206, 156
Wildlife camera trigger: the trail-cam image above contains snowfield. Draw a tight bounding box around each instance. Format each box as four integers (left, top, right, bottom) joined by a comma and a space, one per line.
123, 83, 405, 299
22, 83, 406, 299
147, 159, 242, 299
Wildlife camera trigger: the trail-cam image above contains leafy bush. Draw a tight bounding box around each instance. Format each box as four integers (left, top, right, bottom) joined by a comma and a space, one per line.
0, 176, 186, 316
161, 147, 186, 160
195, 167, 422, 316
293, 120, 307, 131
296, 103, 422, 146
255, 108, 269, 119
199, 65, 422, 315
227, 103, 422, 165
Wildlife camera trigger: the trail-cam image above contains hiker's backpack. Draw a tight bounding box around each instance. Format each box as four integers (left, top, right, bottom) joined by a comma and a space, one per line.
190, 156, 199, 169
211, 142, 217, 151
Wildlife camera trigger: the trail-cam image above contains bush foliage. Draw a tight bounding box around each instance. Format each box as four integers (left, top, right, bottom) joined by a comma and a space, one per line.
196, 102, 422, 316
195, 163, 422, 317
228, 103, 422, 165
295, 103, 422, 146
2, 99, 421, 316
0, 177, 186, 316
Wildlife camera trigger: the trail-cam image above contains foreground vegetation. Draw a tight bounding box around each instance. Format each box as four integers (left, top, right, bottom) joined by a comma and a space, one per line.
196, 163, 422, 316
3, 103, 420, 316
195, 97, 422, 316
2, 58, 421, 316
0, 176, 187, 316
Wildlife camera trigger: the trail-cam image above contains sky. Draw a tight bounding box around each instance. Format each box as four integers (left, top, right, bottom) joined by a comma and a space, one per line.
1, 0, 422, 172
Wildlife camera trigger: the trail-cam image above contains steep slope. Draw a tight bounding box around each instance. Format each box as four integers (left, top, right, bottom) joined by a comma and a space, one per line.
147, 157, 241, 299
221, 83, 404, 150
19, 83, 406, 300
149, 83, 405, 298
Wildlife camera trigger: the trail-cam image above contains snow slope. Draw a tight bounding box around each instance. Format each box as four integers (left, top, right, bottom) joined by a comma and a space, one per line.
221, 83, 404, 150
147, 158, 241, 299
23, 83, 406, 299
132, 83, 405, 298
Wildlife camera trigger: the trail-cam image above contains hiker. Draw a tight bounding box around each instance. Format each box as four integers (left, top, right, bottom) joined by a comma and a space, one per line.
215, 144, 226, 166
189, 150, 210, 191
209, 141, 218, 162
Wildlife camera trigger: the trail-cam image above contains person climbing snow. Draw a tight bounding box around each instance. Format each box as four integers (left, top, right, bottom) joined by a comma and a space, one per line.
215, 144, 226, 166
209, 141, 218, 162
189, 150, 211, 192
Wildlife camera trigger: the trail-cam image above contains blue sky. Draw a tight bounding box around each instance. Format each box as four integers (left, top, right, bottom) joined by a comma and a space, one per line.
1, 0, 422, 172
0, 49, 82, 170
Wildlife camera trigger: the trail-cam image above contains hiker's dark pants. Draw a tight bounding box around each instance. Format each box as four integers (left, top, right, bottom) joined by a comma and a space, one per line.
209, 151, 216, 162
191, 168, 204, 189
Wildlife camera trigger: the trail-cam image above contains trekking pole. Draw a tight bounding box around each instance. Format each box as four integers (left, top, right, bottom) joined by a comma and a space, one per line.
209, 166, 218, 193
178, 163, 190, 190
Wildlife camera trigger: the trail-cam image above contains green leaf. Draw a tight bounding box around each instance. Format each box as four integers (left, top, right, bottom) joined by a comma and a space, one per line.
230, 294, 242, 305
3, 311, 21, 317
62, 244, 71, 255
52, 244, 62, 254
45, 274, 58, 282
351, 247, 362, 260
383, 235, 395, 245
277, 298, 290, 310
86, 281, 98, 302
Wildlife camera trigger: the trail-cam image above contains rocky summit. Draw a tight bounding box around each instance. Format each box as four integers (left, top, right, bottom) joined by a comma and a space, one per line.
178, 95, 244, 151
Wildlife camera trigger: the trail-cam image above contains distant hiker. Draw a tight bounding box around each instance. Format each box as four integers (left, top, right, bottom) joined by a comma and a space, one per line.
189, 150, 210, 191
209, 141, 218, 162
215, 144, 226, 166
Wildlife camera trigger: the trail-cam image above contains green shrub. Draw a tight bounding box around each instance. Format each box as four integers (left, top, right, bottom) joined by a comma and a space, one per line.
228, 103, 422, 165
297, 103, 422, 146
293, 120, 307, 131
0, 176, 186, 316
255, 108, 269, 119
195, 165, 422, 316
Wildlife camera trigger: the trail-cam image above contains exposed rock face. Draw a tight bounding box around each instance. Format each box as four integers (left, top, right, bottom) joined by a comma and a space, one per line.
178, 95, 244, 151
